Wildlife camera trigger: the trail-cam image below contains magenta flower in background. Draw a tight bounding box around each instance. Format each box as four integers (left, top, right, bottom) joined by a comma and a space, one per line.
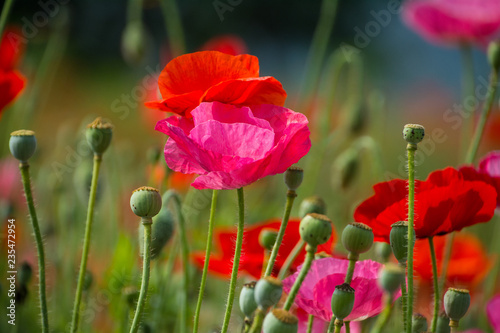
487, 294, 500, 332
283, 258, 399, 322
155, 101, 311, 190
460, 151, 500, 208
402, 0, 500, 46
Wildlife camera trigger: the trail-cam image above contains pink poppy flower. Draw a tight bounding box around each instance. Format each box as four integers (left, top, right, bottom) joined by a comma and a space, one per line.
402, 0, 500, 46
460, 151, 500, 208
282, 258, 399, 322
296, 308, 361, 333
487, 294, 500, 332
155, 101, 311, 190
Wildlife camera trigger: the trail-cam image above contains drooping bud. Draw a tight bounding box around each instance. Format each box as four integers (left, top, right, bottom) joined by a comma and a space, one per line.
139, 206, 175, 259
341, 222, 374, 257
331, 283, 355, 320
262, 309, 298, 333
123, 286, 139, 308
284, 167, 303, 191
254, 277, 283, 310
9, 130, 37, 162
390, 221, 413, 266
83, 270, 93, 292
378, 263, 405, 294
298, 196, 326, 218
259, 229, 278, 251
18, 261, 33, 287
412, 313, 428, 333
130, 186, 162, 219
299, 213, 333, 247
121, 21, 149, 66
239, 281, 258, 318
86, 117, 113, 156
374, 242, 392, 263
488, 41, 500, 72
444, 288, 470, 325
332, 148, 360, 189
403, 124, 425, 145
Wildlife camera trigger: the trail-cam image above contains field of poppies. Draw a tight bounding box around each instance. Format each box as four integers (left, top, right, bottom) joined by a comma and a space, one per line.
1, 0, 500, 333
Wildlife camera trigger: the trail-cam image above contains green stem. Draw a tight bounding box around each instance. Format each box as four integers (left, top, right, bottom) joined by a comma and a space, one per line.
344, 257, 357, 284
159, 0, 186, 57
193, 189, 218, 333
127, 0, 143, 23
221, 187, 245, 333
283, 245, 316, 311
70, 155, 102, 333
345, 321, 350, 333
465, 69, 499, 164
459, 44, 475, 159
278, 239, 305, 280
429, 237, 439, 333
264, 191, 297, 276
327, 317, 335, 333
163, 190, 189, 333
406, 147, 416, 333
400, 269, 408, 331
0, 0, 15, 38
19, 163, 49, 333
248, 309, 264, 333
438, 234, 453, 301
307, 314, 314, 333
129, 221, 152, 333
370, 293, 394, 333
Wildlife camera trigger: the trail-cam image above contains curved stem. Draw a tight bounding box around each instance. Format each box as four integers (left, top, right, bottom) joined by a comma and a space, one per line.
264, 191, 296, 277
438, 234, 454, 301
129, 221, 152, 333
307, 314, 314, 333
429, 237, 440, 333
283, 246, 316, 311
327, 317, 335, 333
221, 187, 245, 333
248, 309, 264, 333
0, 0, 15, 38
406, 147, 416, 333
370, 293, 394, 333
466, 69, 499, 163
19, 163, 49, 333
193, 189, 218, 333
344, 257, 357, 284
278, 239, 306, 280
70, 155, 102, 333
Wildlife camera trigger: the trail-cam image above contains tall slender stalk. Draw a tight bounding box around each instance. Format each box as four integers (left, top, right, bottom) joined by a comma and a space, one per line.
193, 189, 218, 333
283, 246, 316, 311
406, 147, 416, 333
221, 188, 245, 333
370, 293, 394, 333
159, 0, 186, 57
278, 239, 305, 280
307, 315, 314, 333
429, 237, 439, 333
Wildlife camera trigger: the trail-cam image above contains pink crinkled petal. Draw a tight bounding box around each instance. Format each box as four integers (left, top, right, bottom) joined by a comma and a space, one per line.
487, 294, 500, 332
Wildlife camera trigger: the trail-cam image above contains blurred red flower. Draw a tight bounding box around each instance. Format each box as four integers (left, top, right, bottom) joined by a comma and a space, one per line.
0, 28, 25, 116
200, 35, 248, 56
354, 167, 496, 242
145, 51, 287, 117
191, 218, 336, 279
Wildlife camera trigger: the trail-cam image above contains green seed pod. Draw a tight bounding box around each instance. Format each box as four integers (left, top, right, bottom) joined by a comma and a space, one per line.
9, 130, 37, 162
412, 313, 428, 333
86, 117, 113, 156
488, 41, 500, 71
390, 221, 414, 266
298, 196, 326, 218
18, 261, 33, 287
444, 288, 470, 323
139, 207, 175, 259
262, 309, 298, 333
83, 270, 93, 292
259, 229, 278, 251
341, 222, 374, 256
403, 124, 425, 145
123, 286, 139, 308
121, 21, 149, 66
299, 213, 333, 247
436, 312, 451, 333
254, 277, 283, 309
239, 281, 258, 317
378, 263, 405, 294
284, 167, 303, 191
332, 148, 360, 190
374, 242, 392, 263
130, 186, 162, 219
331, 283, 355, 320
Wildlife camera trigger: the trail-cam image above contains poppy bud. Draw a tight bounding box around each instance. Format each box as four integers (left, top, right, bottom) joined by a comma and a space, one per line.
123, 286, 139, 308
331, 283, 355, 320
86, 117, 113, 156
138, 207, 175, 259
239, 281, 258, 318
9, 130, 37, 162
341, 222, 374, 257
390, 221, 413, 266
299, 213, 332, 247
254, 277, 283, 310
342, 99, 367, 135
259, 229, 278, 251
83, 270, 93, 292
298, 196, 326, 218
488, 41, 500, 71
374, 242, 392, 263
436, 312, 450, 333
378, 263, 404, 294
121, 21, 149, 66
130, 186, 162, 220
332, 148, 360, 189
284, 167, 303, 191
262, 309, 298, 333
412, 313, 428, 333
18, 261, 33, 287
403, 124, 425, 145
444, 288, 470, 325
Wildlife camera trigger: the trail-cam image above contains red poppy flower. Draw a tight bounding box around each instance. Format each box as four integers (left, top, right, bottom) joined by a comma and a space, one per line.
145, 51, 287, 117
191, 219, 336, 279
414, 233, 492, 289
460, 151, 500, 208
354, 167, 496, 242
0, 28, 25, 116
200, 35, 248, 56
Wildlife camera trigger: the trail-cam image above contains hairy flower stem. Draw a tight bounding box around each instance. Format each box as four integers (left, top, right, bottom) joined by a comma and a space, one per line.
406, 146, 417, 333
429, 237, 439, 333
221, 188, 245, 333
129, 220, 152, 333
400, 265, 408, 331
19, 162, 49, 333
307, 315, 314, 333
370, 293, 394, 333
264, 190, 297, 277
249, 309, 264, 333
344, 255, 357, 284
283, 245, 316, 311
193, 189, 218, 333
71, 155, 102, 333
278, 239, 306, 280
